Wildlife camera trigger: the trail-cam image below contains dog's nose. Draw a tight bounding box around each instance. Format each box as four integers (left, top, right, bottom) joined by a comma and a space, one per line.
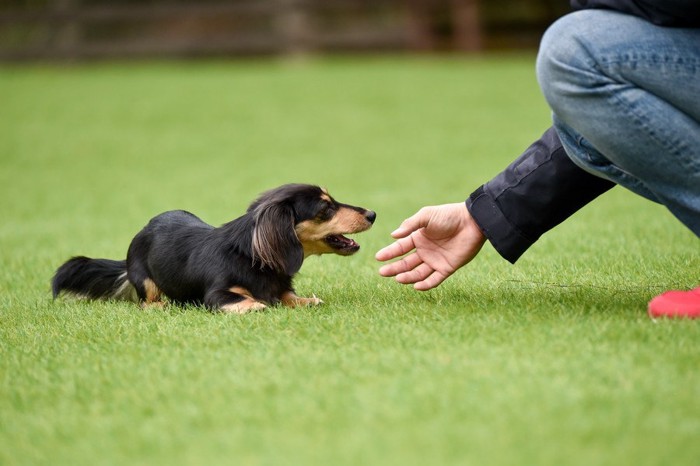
365, 210, 376, 224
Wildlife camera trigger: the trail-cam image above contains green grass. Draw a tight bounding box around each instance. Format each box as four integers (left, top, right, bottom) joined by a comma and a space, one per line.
1, 56, 698, 466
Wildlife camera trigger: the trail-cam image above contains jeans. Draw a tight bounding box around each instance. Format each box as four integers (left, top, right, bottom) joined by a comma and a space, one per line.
536, 9, 700, 236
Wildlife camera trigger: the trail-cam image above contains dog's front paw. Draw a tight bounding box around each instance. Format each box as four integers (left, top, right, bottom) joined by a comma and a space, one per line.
281, 292, 324, 308
221, 300, 267, 314
301, 296, 324, 307
141, 300, 167, 310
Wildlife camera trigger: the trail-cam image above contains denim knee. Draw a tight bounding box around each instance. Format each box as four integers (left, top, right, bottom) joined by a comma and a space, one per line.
535, 12, 593, 118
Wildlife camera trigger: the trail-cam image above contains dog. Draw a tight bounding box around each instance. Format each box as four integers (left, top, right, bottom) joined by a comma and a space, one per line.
52, 184, 376, 313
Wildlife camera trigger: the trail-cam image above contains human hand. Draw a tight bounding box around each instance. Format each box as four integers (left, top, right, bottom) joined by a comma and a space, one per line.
375, 203, 486, 291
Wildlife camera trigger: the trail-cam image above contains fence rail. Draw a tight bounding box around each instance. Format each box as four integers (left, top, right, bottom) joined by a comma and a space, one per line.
0, 1, 564, 61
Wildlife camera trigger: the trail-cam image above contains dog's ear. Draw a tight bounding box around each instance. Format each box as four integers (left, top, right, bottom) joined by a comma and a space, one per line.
251, 202, 304, 275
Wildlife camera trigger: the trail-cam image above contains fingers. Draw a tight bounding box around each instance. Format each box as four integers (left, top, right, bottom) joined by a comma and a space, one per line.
376, 244, 452, 291
375, 235, 417, 263
376, 207, 433, 261
376, 205, 454, 291
390, 207, 431, 239
378, 251, 422, 277
395, 262, 432, 284
413, 270, 449, 291
395, 263, 449, 291
396, 264, 448, 291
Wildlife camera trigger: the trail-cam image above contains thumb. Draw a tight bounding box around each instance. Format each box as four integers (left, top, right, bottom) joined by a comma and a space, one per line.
391, 207, 431, 238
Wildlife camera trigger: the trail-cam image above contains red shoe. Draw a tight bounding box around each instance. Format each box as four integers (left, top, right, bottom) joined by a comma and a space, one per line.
648, 286, 700, 319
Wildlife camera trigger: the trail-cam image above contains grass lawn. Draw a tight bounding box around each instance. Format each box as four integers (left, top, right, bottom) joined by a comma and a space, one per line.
1, 56, 698, 466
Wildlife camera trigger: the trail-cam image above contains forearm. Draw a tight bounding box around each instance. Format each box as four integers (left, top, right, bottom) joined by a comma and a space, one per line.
466, 127, 615, 263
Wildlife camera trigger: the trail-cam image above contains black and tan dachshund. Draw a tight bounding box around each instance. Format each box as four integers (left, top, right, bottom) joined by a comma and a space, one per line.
52, 184, 376, 313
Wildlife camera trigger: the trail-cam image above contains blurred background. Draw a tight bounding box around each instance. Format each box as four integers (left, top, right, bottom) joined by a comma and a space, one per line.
0, 0, 570, 61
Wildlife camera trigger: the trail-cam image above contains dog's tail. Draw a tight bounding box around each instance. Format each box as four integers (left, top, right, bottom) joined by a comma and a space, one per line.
52, 256, 137, 302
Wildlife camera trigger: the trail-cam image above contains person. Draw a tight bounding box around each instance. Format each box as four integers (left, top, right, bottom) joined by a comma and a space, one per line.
376, 0, 700, 318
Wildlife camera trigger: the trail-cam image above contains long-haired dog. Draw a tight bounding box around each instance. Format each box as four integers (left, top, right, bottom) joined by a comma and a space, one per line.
52, 184, 375, 313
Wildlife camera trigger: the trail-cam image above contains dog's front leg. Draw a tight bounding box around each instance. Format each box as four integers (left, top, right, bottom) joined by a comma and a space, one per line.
281, 291, 324, 308
206, 287, 267, 314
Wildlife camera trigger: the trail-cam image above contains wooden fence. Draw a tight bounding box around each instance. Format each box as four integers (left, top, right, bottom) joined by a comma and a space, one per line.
0, 0, 566, 60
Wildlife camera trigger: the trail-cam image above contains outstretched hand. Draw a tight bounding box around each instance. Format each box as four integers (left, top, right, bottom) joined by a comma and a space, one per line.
375, 203, 486, 291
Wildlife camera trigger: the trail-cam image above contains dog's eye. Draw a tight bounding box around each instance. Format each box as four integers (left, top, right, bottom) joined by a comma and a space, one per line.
318, 203, 335, 220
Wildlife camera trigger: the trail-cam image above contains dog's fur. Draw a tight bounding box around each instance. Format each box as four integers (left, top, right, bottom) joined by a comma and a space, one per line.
52, 184, 375, 313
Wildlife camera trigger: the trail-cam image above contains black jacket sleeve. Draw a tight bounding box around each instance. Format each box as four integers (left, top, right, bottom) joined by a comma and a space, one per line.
466, 127, 615, 264
569, 0, 700, 27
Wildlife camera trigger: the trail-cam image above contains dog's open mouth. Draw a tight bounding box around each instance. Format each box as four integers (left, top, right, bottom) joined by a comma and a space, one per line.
324, 234, 360, 254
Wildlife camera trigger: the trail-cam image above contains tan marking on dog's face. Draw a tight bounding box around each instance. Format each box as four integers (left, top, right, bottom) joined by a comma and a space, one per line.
295, 206, 373, 256
143, 278, 162, 304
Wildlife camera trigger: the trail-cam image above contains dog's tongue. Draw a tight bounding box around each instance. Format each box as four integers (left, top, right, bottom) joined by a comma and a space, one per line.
339, 235, 357, 248
328, 234, 359, 250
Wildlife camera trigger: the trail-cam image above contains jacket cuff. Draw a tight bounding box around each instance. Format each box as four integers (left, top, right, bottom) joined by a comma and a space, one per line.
466, 126, 615, 264
466, 186, 532, 264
